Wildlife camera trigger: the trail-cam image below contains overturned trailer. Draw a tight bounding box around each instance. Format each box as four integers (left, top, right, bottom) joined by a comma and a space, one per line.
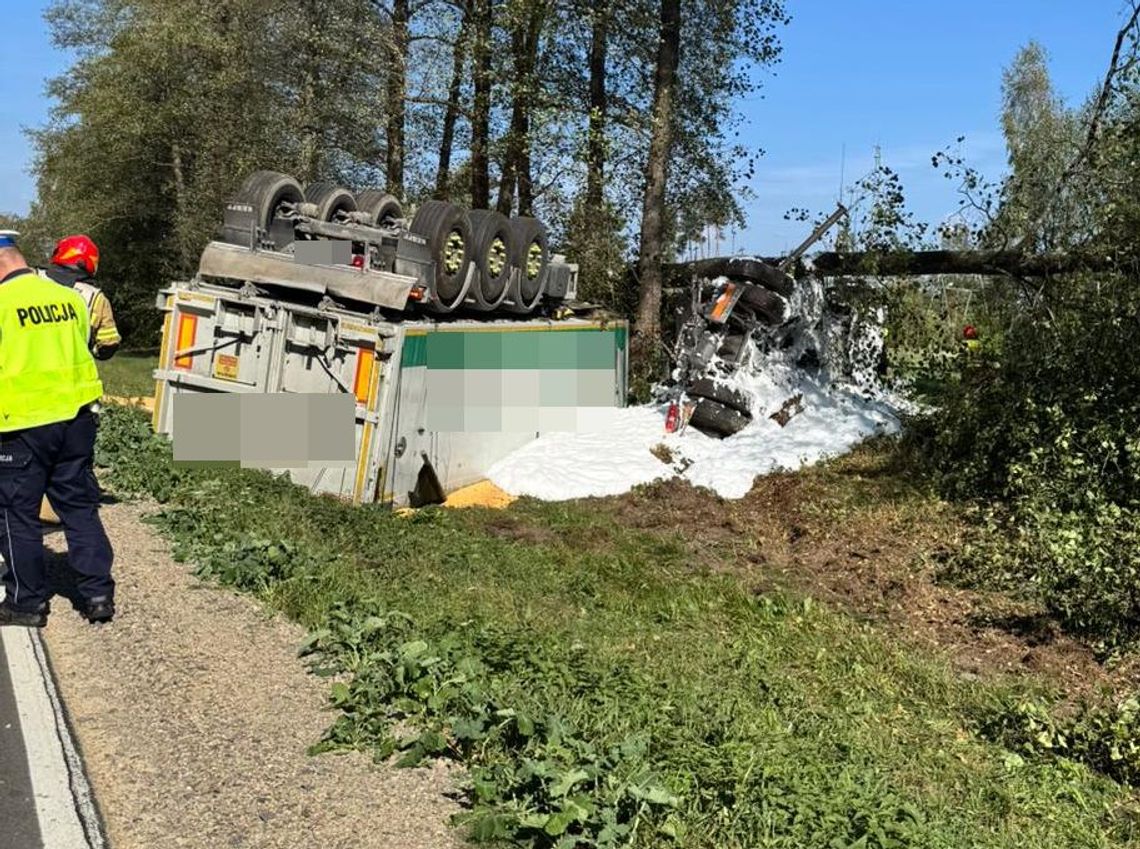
150, 171, 629, 507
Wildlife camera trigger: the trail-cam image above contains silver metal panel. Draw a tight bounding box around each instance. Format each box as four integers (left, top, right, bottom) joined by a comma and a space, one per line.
197, 241, 416, 309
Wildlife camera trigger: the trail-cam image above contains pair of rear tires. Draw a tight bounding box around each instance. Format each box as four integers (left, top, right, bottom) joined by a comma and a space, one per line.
409, 201, 549, 314
303, 182, 404, 229
238, 172, 404, 241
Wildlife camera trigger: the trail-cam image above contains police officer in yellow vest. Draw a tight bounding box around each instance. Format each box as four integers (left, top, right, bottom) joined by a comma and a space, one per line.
38, 234, 120, 526
0, 231, 115, 627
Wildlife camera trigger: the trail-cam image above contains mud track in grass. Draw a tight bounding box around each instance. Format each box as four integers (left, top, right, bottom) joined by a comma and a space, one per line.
585, 444, 1140, 703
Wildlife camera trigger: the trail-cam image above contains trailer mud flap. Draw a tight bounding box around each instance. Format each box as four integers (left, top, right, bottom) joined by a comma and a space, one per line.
408, 452, 445, 507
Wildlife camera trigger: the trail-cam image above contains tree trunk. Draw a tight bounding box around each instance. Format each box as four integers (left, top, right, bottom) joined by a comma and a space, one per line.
435, 0, 472, 199
470, 0, 493, 209
667, 249, 1128, 281
517, 109, 534, 215
385, 0, 409, 197
170, 141, 193, 272
808, 249, 1125, 278
496, 4, 541, 216
585, 0, 608, 211
633, 0, 681, 346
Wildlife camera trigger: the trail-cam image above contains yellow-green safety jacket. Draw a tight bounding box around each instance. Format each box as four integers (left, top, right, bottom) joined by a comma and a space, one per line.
0, 268, 104, 432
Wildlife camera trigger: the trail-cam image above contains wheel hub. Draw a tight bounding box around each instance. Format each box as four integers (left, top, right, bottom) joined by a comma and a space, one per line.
444, 230, 465, 274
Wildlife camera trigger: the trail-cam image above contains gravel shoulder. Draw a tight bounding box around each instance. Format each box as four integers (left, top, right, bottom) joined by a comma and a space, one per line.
41, 500, 464, 849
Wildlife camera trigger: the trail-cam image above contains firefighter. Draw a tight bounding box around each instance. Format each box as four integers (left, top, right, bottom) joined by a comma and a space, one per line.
0, 230, 115, 627
43, 234, 121, 360
40, 235, 120, 526
961, 324, 981, 357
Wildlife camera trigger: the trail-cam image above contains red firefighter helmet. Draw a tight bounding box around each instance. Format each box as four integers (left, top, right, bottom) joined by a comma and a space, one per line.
962, 324, 978, 340
51, 234, 100, 277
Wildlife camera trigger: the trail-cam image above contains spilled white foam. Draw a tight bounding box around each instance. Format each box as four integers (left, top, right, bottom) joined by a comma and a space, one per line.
488, 277, 912, 502
487, 374, 900, 501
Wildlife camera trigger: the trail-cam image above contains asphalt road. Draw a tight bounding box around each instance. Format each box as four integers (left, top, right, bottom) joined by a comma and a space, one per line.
0, 632, 43, 849
0, 624, 106, 849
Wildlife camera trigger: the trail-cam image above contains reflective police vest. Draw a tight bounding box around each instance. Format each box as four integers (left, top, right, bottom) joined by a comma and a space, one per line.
0, 270, 104, 431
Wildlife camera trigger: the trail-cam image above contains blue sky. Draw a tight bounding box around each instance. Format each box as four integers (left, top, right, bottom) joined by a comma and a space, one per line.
0, 1, 1130, 253
736, 2, 1129, 254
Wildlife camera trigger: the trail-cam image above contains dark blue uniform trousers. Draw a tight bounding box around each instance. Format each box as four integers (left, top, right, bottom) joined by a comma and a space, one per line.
0, 408, 114, 613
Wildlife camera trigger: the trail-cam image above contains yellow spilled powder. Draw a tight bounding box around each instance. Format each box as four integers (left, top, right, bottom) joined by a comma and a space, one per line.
443, 480, 517, 509
104, 394, 156, 413
396, 480, 516, 517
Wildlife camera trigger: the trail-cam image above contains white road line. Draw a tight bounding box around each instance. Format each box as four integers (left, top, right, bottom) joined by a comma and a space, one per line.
29, 630, 107, 849
1, 626, 102, 849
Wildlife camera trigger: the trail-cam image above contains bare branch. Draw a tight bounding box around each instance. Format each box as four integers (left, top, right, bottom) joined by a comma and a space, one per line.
1064, 1, 1140, 179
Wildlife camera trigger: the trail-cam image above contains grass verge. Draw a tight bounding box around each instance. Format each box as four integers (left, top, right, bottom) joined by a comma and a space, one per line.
95, 405, 1140, 848
97, 351, 157, 398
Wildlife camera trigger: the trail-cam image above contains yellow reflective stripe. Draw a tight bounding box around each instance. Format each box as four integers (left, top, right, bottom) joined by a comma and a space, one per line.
95, 327, 121, 342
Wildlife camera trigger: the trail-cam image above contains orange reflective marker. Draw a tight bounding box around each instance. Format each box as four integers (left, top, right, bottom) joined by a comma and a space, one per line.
709, 283, 737, 323
174, 313, 198, 371
353, 346, 375, 405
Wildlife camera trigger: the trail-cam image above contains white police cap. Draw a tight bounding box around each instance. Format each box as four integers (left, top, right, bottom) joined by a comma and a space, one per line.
0, 230, 19, 248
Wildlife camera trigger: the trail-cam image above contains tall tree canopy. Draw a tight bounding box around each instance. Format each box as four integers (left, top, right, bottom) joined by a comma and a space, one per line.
29, 0, 788, 345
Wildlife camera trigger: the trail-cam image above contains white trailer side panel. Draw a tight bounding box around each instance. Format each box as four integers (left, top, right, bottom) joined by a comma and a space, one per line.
151, 281, 628, 507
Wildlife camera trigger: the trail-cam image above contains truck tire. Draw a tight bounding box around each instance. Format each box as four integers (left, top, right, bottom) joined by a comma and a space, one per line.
697, 257, 795, 297
687, 378, 753, 416
411, 201, 475, 311
688, 398, 751, 438
465, 210, 514, 310
304, 182, 357, 222
238, 171, 304, 248
505, 216, 549, 313
356, 190, 403, 228
736, 283, 788, 325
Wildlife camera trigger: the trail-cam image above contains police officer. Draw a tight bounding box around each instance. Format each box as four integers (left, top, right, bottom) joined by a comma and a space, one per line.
0, 230, 115, 627
39, 235, 121, 527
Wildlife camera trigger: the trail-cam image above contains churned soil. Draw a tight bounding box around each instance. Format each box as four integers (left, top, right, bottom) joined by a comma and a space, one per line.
593, 448, 1132, 704
40, 501, 464, 849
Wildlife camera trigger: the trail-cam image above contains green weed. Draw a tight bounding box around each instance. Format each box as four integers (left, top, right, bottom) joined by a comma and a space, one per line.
97, 405, 1140, 848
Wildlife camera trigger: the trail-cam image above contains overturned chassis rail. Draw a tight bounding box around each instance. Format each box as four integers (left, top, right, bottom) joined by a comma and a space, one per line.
198, 241, 417, 310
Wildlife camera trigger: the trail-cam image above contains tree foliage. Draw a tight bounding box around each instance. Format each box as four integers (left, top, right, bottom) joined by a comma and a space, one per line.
28, 0, 787, 343
904, 11, 1140, 650
31, 0, 387, 342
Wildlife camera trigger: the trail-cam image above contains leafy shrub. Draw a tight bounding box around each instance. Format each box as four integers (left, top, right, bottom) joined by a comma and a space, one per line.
95, 404, 195, 501
904, 275, 1140, 647
980, 693, 1140, 787
301, 601, 682, 848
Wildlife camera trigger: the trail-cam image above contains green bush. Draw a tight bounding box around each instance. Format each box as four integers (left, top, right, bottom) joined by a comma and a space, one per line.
980, 693, 1140, 788
904, 275, 1140, 647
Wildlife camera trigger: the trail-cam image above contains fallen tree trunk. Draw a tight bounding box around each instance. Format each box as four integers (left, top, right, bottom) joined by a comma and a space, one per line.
805, 249, 1124, 278
667, 250, 1131, 282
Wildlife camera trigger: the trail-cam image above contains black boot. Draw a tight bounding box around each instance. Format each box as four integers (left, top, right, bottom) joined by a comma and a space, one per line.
0, 602, 48, 628
82, 596, 114, 624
